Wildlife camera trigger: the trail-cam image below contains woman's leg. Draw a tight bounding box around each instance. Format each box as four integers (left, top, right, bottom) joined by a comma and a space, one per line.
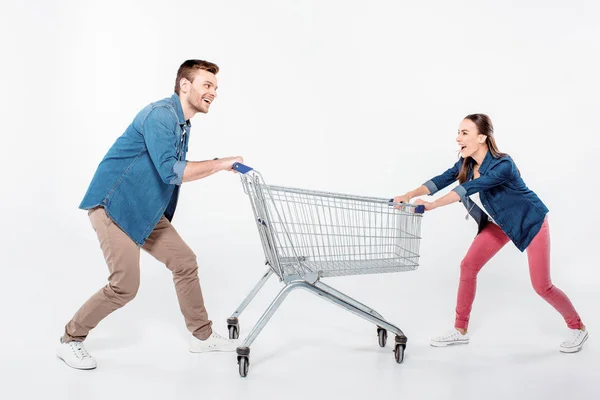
455, 222, 510, 331
526, 217, 583, 329
526, 217, 587, 352
431, 223, 510, 347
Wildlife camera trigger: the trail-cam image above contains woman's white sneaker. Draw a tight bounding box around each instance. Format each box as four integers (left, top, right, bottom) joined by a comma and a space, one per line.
560, 327, 588, 353
189, 331, 237, 353
56, 338, 97, 369
430, 329, 470, 347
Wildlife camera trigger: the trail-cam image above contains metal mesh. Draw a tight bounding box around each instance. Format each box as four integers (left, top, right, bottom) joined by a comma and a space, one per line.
242, 173, 423, 279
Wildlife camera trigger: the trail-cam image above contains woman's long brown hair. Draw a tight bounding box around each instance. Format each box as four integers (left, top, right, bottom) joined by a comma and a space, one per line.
457, 114, 508, 184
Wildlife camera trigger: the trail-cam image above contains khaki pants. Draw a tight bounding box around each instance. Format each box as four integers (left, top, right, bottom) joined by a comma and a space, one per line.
62, 207, 212, 342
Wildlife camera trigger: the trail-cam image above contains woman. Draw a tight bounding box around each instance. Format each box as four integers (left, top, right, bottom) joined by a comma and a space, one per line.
394, 113, 587, 353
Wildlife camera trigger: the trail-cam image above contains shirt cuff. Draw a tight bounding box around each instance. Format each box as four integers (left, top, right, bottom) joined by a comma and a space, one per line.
452, 185, 467, 200
170, 160, 187, 185
423, 180, 438, 195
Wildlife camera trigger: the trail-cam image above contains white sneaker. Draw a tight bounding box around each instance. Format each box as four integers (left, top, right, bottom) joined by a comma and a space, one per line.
430, 329, 470, 347
56, 338, 97, 370
189, 332, 237, 353
560, 327, 588, 353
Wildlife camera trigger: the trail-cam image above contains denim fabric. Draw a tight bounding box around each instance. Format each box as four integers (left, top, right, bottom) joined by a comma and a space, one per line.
79, 94, 191, 245
423, 151, 549, 252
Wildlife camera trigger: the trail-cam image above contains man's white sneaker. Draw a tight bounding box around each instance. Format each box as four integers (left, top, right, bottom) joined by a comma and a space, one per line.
189, 332, 237, 353
430, 329, 470, 347
560, 327, 588, 353
56, 338, 97, 370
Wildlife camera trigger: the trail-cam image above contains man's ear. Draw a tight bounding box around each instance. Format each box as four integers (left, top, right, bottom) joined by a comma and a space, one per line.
179, 78, 190, 94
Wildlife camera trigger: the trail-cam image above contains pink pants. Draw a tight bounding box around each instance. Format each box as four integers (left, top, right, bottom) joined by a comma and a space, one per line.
455, 217, 583, 330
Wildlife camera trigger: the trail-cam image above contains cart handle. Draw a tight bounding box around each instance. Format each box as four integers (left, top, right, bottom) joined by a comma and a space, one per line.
388, 199, 425, 214
233, 162, 254, 174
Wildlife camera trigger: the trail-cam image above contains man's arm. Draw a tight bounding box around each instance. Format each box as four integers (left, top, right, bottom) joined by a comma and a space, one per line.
182, 156, 243, 183
144, 107, 186, 185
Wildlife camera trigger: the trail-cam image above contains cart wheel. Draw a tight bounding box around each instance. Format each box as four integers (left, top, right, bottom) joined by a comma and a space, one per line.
394, 344, 405, 364
238, 356, 249, 377
377, 328, 387, 347
228, 325, 239, 340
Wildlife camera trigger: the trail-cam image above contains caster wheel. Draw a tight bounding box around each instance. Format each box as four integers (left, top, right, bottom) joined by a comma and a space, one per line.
228, 325, 239, 340
238, 356, 249, 377
377, 328, 387, 347
394, 344, 405, 364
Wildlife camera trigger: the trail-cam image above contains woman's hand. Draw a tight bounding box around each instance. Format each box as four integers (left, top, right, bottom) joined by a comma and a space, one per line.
392, 194, 412, 210
413, 198, 437, 211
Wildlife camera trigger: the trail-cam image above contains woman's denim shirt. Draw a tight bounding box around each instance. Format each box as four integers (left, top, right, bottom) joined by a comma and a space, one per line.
423, 151, 549, 252
79, 94, 190, 245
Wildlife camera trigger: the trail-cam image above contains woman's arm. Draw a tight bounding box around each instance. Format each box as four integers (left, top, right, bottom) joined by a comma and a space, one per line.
414, 190, 461, 211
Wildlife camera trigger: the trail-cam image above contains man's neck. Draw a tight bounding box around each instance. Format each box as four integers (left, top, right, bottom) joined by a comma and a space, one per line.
180, 97, 195, 121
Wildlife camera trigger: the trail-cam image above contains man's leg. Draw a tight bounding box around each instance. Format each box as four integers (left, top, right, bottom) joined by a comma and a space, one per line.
142, 217, 212, 339
142, 216, 235, 352
58, 207, 141, 369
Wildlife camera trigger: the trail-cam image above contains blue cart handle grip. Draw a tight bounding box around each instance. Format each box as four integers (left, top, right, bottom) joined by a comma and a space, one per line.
388, 199, 425, 214
233, 162, 254, 174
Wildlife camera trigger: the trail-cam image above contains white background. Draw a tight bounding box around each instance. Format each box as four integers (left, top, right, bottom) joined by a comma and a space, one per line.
1, 0, 599, 399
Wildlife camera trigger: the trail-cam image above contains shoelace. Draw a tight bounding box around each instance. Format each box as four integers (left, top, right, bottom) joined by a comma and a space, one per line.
212, 332, 234, 343
69, 341, 92, 359
439, 330, 462, 340
567, 329, 584, 343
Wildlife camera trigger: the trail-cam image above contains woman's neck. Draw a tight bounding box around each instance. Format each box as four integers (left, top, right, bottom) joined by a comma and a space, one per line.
472, 146, 489, 166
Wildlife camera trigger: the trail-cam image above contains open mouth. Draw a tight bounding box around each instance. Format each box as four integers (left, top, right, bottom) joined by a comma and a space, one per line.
460, 145, 467, 151
203, 98, 212, 105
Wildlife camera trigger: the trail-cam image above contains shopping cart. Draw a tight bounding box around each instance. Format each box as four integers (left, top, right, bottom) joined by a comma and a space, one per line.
227, 163, 425, 377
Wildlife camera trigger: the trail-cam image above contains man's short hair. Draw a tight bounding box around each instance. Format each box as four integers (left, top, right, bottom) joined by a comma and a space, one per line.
174, 60, 219, 95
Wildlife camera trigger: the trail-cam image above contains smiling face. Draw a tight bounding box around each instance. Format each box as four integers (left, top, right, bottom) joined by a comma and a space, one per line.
457, 118, 487, 159
180, 69, 218, 114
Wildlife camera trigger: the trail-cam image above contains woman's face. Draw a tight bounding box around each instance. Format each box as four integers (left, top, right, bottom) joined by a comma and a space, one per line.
456, 118, 486, 159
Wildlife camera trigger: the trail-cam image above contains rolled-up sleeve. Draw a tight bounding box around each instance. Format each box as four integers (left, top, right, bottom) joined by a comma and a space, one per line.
452, 158, 513, 199
172, 160, 187, 184
423, 159, 461, 195
143, 107, 186, 185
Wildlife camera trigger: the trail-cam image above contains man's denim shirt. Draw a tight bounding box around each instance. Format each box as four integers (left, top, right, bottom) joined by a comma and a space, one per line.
423, 151, 549, 252
79, 94, 190, 245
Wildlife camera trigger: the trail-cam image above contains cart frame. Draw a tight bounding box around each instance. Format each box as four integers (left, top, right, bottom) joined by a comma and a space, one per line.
227, 163, 425, 377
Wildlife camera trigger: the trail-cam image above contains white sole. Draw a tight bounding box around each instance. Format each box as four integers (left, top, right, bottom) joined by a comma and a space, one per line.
430, 340, 469, 347
56, 354, 97, 370
189, 350, 236, 353
560, 331, 589, 353
189, 347, 237, 353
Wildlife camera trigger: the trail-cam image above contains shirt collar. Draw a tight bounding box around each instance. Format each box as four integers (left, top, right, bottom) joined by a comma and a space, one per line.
478, 149, 493, 174
171, 93, 191, 127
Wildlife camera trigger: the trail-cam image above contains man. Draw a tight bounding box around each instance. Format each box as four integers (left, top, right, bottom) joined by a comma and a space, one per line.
57, 60, 242, 370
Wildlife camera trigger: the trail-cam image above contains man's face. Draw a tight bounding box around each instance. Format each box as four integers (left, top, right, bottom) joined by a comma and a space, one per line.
181, 69, 218, 114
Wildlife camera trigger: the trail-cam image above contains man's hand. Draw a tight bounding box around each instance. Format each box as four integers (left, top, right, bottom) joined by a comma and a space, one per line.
182, 156, 244, 183
217, 156, 244, 172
